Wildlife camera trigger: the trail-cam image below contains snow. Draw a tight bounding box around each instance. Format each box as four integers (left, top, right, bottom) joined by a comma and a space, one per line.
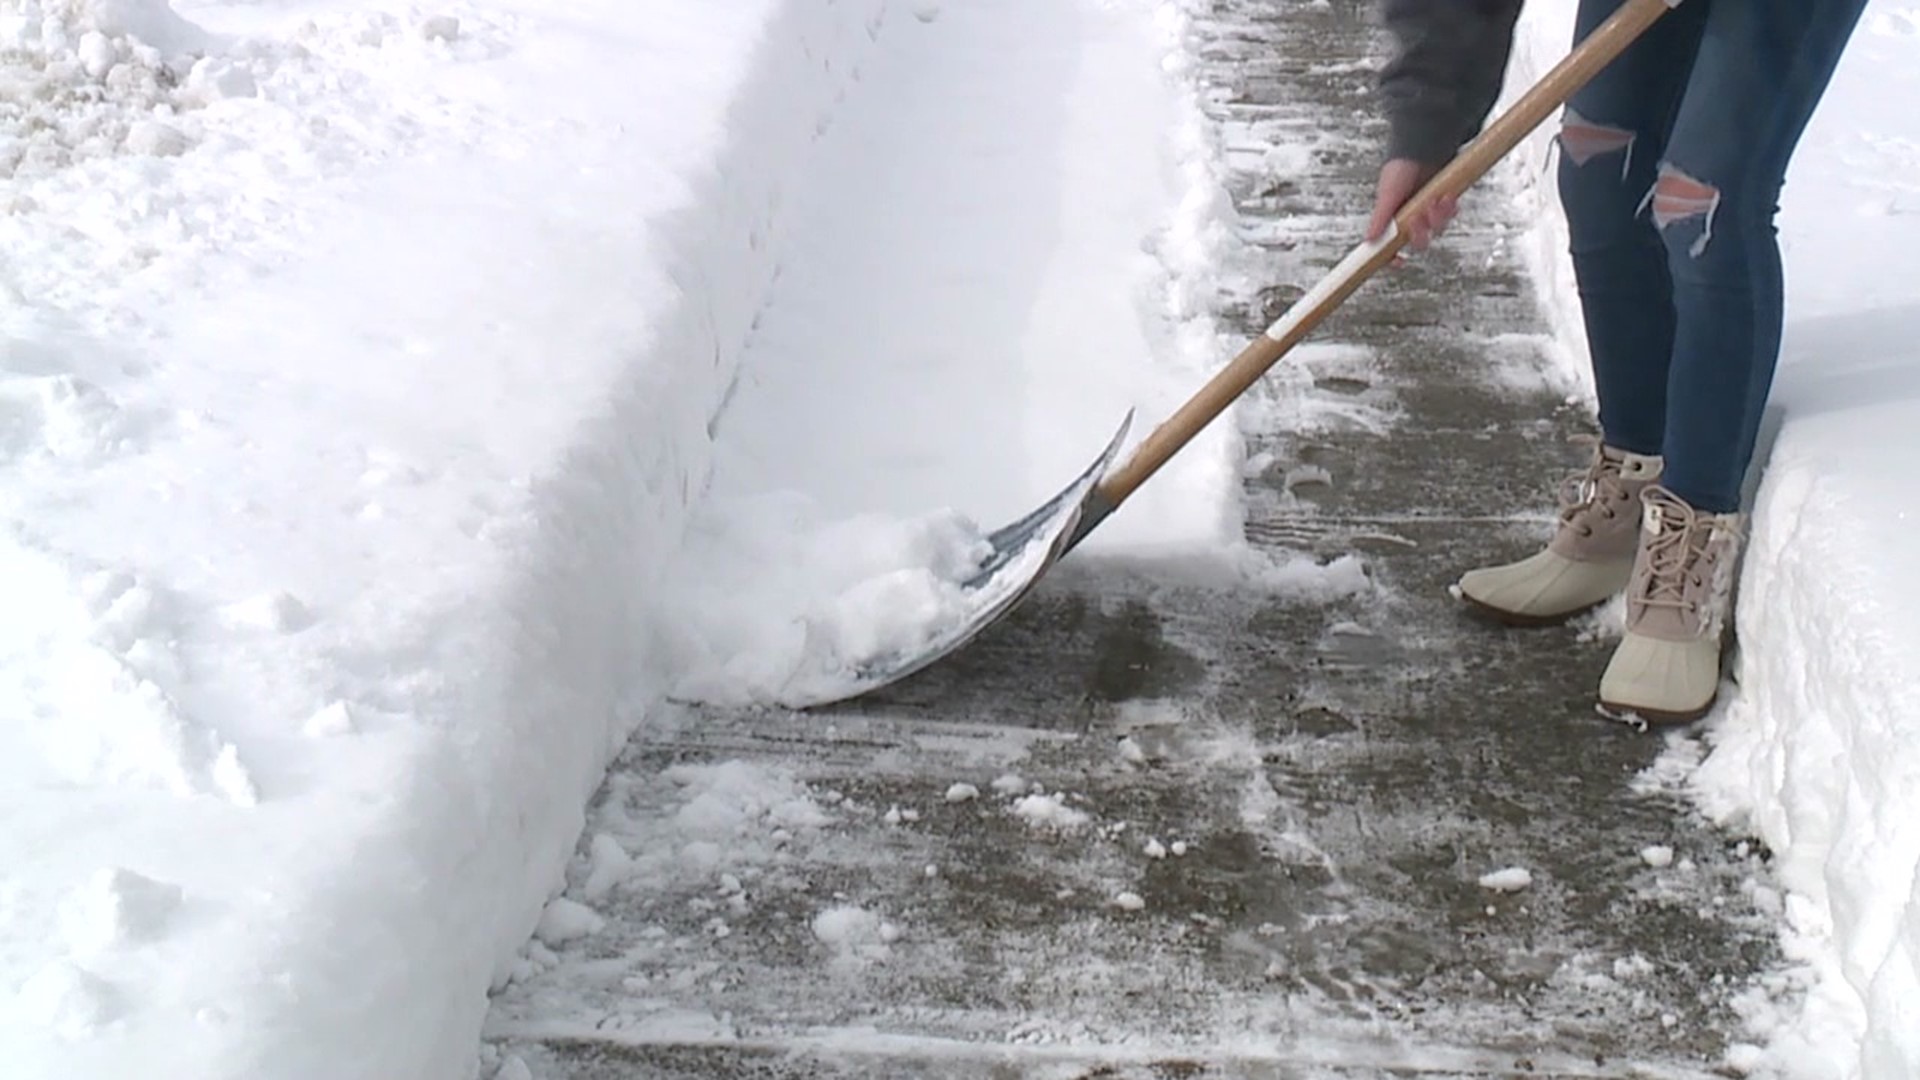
3, 0, 894, 1075
1011, 793, 1095, 833
3, 0, 1917, 1074
1476, 867, 1534, 893
992, 773, 1032, 797
57, 868, 182, 957
1507, 4, 1920, 1076
811, 905, 900, 968
531, 899, 603, 950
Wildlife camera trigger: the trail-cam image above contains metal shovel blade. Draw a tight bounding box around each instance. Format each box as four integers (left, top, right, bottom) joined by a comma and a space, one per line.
778, 412, 1132, 709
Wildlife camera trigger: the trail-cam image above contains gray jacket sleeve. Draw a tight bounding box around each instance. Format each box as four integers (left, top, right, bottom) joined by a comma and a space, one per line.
1377, 0, 1526, 165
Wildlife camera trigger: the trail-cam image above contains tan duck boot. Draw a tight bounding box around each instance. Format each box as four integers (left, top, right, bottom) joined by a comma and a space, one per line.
1598, 485, 1745, 724
1456, 439, 1664, 625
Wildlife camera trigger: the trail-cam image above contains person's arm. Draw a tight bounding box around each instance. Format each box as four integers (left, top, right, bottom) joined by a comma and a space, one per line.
1368, 0, 1525, 249
1377, 0, 1526, 165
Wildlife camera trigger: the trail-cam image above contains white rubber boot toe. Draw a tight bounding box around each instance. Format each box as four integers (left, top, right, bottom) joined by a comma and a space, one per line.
1597, 631, 1722, 723
1457, 549, 1634, 625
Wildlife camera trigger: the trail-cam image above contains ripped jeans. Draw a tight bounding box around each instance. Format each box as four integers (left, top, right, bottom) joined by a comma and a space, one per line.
1557, 0, 1868, 512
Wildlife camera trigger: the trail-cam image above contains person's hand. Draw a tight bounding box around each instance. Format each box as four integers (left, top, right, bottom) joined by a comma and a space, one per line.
1367, 158, 1456, 254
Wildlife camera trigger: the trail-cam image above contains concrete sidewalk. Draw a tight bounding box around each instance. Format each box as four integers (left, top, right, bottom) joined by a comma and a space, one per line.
484, 2, 1786, 1076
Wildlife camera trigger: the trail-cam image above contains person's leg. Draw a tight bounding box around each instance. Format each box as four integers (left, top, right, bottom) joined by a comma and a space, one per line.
1556, 0, 1710, 456
1452, 0, 1709, 627
1599, 0, 1870, 723
1652, 0, 1870, 512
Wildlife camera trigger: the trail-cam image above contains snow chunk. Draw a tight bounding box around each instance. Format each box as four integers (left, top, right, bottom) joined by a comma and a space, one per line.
211, 744, 259, 806
1640, 844, 1675, 869
811, 904, 896, 966
1143, 839, 1167, 859
303, 701, 357, 738
123, 119, 189, 157
1725, 1043, 1766, 1075
1613, 954, 1655, 980
59, 866, 183, 954
669, 760, 831, 839
18, 961, 120, 1040
77, 31, 115, 78
94, 583, 158, 646
1113, 892, 1145, 911
185, 57, 257, 101
990, 773, 1028, 796
221, 591, 315, 633
417, 15, 461, 42
534, 897, 604, 946
943, 782, 979, 803
1011, 793, 1091, 831
581, 834, 635, 900
1478, 867, 1534, 892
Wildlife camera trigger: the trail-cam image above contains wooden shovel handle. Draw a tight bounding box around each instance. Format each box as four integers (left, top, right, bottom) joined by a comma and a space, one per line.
1093, 0, 1679, 508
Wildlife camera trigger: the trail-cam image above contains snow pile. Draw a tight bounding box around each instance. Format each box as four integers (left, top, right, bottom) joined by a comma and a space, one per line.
657, 502, 1003, 706
1, 0, 892, 1076
1506, 4, 1920, 1075
0, 0, 210, 179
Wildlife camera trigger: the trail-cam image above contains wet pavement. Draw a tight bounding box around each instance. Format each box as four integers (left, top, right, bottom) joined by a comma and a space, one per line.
483, 2, 1785, 1076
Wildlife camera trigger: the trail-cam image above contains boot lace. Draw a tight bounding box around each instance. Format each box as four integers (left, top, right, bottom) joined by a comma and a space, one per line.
1634, 487, 1739, 615
1554, 435, 1629, 539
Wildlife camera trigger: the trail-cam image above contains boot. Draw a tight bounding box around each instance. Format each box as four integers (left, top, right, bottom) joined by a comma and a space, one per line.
1598, 485, 1745, 724
1456, 438, 1664, 625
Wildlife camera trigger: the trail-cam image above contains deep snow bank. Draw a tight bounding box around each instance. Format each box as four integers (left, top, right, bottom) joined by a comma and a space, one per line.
1504, 4, 1920, 1076
0, 0, 885, 1076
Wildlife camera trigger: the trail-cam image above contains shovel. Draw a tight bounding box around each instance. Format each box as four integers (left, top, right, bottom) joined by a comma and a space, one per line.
793, 0, 1680, 709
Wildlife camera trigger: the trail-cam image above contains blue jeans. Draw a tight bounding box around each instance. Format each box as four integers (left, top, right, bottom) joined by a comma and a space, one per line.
1557, 0, 1867, 513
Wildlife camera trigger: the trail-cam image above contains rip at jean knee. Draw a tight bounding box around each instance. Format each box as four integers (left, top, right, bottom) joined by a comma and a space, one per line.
1639, 162, 1722, 258
1557, 109, 1636, 179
